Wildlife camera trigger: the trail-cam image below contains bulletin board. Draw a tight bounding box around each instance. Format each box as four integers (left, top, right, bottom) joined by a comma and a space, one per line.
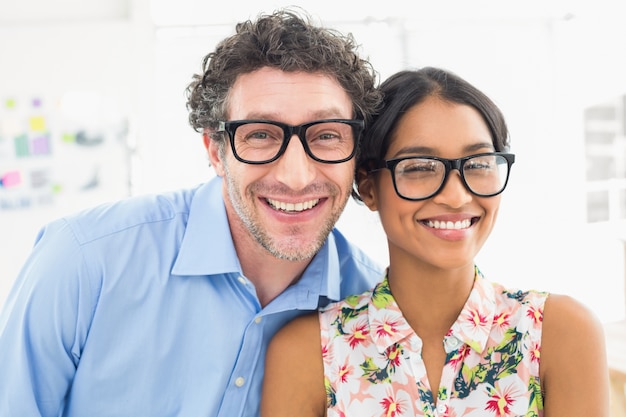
0, 93, 130, 212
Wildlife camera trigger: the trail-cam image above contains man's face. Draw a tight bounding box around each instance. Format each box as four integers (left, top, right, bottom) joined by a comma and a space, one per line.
210, 67, 356, 261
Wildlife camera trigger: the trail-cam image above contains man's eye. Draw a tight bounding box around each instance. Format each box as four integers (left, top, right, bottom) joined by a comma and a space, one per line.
247, 131, 270, 140
317, 132, 341, 141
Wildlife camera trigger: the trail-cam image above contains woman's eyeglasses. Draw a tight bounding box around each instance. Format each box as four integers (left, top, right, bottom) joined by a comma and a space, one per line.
369, 152, 515, 201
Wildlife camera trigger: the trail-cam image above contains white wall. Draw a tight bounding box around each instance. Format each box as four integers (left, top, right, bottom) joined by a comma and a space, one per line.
1, 0, 625, 322
0, 5, 139, 305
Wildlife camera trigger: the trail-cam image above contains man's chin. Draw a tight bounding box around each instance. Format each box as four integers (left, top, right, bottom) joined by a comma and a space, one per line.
264, 239, 325, 262
268, 248, 320, 262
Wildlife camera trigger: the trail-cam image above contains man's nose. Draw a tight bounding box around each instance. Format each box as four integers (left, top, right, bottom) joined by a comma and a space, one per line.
273, 135, 316, 190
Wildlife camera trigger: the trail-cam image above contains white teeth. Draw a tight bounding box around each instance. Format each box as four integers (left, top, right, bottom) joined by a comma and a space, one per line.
426, 219, 472, 230
266, 198, 319, 212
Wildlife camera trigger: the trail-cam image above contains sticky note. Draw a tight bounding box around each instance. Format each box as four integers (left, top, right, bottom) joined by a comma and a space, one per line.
29, 116, 46, 132
61, 132, 76, 143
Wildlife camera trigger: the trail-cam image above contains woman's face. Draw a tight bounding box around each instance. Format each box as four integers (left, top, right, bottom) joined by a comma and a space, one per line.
360, 95, 501, 272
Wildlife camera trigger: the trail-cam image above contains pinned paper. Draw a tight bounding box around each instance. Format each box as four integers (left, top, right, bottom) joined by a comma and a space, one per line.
30, 169, 49, 189
14, 134, 29, 157
31, 135, 51, 155
0, 170, 21, 188
0, 117, 21, 137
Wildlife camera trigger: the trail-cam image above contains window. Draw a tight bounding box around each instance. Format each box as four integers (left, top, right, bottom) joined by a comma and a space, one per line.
584, 94, 626, 223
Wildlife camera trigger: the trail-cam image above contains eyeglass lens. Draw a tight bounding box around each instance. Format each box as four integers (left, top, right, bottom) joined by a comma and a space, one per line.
393, 154, 510, 199
232, 121, 355, 163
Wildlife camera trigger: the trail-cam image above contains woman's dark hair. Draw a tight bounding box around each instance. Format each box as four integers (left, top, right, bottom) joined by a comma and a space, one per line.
186, 8, 381, 135
354, 67, 510, 200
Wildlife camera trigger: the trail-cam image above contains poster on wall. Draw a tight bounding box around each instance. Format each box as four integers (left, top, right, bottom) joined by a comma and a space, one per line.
0, 92, 130, 212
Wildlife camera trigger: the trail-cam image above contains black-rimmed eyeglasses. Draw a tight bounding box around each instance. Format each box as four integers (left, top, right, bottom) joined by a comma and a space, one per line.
217, 119, 364, 165
370, 152, 515, 201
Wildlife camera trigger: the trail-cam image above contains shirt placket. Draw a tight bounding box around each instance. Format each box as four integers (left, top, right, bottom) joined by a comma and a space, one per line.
216, 274, 264, 417
435, 335, 468, 417
404, 334, 439, 417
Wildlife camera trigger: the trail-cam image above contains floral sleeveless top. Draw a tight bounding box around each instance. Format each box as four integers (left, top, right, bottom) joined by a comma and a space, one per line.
319, 267, 548, 417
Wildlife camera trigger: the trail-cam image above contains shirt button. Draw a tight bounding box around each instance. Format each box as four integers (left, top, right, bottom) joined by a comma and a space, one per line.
237, 276, 246, 285
254, 316, 262, 324
234, 377, 245, 387
437, 403, 446, 413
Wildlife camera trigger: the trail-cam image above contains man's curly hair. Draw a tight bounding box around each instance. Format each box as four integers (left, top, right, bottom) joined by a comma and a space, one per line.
185, 8, 381, 136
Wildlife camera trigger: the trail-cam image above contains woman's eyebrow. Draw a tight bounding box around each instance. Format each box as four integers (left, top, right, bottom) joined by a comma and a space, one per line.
390, 142, 494, 158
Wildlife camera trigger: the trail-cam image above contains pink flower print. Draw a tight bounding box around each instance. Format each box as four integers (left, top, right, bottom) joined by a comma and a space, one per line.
529, 342, 541, 363
448, 344, 471, 369
490, 312, 511, 341
481, 375, 527, 417
380, 392, 406, 417
337, 362, 353, 384
321, 339, 336, 368
347, 321, 370, 349
322, 342, 329, 358
459, 303, 490, 342
386, 344, 402, 368
493, 313, 510, 330
486, 394, 513, 416
468, 309, 488, 328
526, 305, 543, 325
374, 317, 401, 339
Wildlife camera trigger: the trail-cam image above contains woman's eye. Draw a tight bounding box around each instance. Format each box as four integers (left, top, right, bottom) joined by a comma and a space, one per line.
403, 161, 437, 172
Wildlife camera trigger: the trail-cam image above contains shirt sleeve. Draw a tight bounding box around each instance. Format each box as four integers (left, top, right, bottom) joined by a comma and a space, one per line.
0, 218, 98, 416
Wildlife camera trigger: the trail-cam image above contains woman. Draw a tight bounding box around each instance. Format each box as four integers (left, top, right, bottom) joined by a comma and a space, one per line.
261, 67, 609, 416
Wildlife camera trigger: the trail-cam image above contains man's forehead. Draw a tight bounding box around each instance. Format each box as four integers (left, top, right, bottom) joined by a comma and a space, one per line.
226, 68, 353, 122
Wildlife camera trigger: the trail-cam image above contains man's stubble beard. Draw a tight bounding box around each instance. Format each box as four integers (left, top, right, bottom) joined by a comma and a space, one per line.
222, 158, 350, 262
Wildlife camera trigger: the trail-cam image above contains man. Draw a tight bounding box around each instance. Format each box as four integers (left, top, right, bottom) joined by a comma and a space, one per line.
0, 9, 383, 417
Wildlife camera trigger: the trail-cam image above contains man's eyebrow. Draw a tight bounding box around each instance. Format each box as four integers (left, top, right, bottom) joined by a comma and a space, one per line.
242, 108, 351, 121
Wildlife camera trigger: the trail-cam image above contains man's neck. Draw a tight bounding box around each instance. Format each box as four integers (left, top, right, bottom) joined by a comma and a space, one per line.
239, 250, 310, 308
226, 212, 312, 308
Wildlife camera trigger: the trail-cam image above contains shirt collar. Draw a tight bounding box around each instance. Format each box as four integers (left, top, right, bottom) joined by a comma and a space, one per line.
368, 276, 418, 353
171, 176, 342, 305
263, 233, 340, 313
171, 176, 241, 276
448, 267, 496, 353
368, 267, 496, 354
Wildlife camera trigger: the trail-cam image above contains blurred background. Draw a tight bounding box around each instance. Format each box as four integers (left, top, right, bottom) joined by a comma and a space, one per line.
1, 0, 625, 326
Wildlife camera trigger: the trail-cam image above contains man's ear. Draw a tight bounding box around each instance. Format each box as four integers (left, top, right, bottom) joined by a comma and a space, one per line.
204, 129, 226, 177
356, 168, 378, 212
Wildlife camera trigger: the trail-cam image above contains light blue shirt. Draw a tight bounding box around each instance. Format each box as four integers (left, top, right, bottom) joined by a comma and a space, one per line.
0, 176, 383, 417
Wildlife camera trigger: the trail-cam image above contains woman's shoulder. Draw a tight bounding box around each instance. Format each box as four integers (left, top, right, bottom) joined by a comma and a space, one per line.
542, 292, 605, 336
271, 312, 321, 347
263, 314, 327, 417
539, 293, 609, 413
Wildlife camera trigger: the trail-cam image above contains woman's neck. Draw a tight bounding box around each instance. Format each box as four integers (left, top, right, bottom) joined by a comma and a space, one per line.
387, 255, 476, 336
